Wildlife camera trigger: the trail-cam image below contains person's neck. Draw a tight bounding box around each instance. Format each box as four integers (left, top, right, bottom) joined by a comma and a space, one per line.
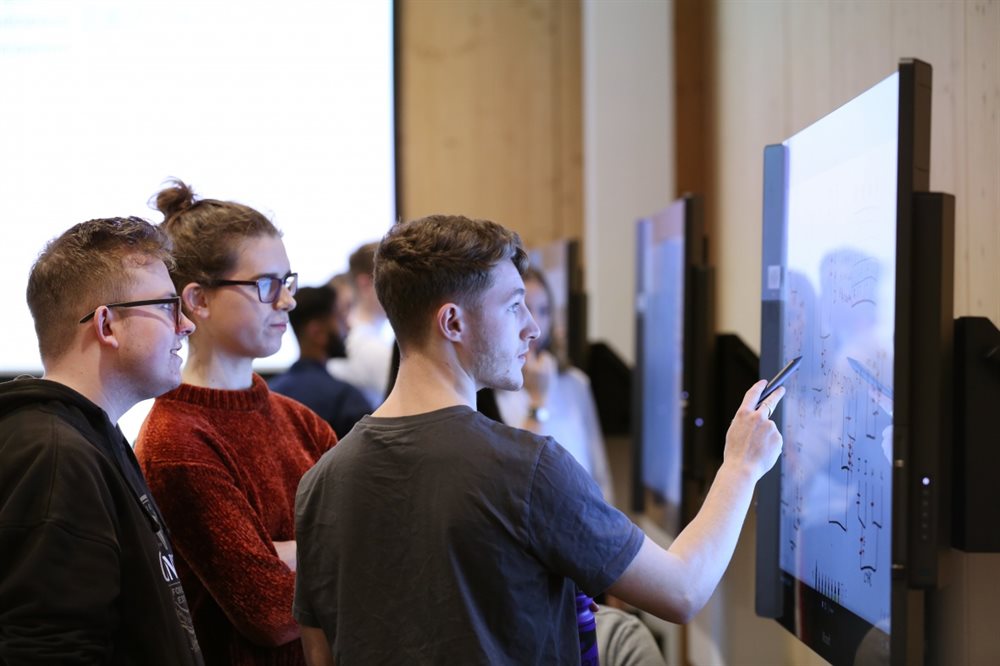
182, 346, 255, 390
43, 363, 133, 424
296, 347, 326, 364
375, 351, 475, 418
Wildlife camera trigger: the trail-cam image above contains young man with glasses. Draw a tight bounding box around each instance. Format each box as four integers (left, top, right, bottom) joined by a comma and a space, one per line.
134, 180, 337, 666
0, 217, 203, 664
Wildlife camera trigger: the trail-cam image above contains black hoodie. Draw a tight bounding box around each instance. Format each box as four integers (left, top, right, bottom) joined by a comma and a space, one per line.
0, 377, 203, 665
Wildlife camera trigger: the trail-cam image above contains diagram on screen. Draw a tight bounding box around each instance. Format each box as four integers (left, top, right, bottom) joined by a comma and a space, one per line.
778, 251, 893, 628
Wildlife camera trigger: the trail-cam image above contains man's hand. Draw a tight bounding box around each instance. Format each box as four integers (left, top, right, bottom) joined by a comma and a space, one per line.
607, 380, 787, 623
722, 380, 785, 481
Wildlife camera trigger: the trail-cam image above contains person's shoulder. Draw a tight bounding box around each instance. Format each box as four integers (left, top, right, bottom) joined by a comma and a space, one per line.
267, 389, 337, 449
269, 387, 324, 418
139, 392, 210, 435
2, 401, 103, 457
339, 406, 529, 445
461, 408, 558, 465
471, 406, 534, 436
135, 393, 227, 467
0, 408, 115, 500
0, 420, 122, 550
326, 374, 366, 399
143, 388, 204, 425
266, 369, 295, 393
303, 407, 547, 476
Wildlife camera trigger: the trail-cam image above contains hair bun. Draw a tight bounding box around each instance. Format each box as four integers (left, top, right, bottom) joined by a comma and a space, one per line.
153, 178, 198, 220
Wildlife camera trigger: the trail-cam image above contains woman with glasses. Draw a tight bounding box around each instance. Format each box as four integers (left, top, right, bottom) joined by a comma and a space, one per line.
135, 180, 337, 666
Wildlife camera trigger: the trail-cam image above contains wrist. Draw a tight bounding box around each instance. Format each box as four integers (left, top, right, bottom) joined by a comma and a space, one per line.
717, 459, 760, 485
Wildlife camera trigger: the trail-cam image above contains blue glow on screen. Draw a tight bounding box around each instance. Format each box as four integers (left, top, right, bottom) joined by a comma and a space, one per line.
640, 208, 684, 511
777, 73, 899, 633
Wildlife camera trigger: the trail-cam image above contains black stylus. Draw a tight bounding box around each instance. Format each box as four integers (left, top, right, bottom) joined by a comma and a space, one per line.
756, 356, 802, 409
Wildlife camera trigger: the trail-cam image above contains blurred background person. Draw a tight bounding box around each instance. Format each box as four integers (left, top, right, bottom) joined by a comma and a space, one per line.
325, 272, 354, 359
135, 180, 337, 666
327, 242, 395, 410
493, 266, 614, 501
269, 286, 370, 438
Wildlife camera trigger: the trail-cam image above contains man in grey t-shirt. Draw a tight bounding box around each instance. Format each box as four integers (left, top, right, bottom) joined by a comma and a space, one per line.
294, 215, 785, 665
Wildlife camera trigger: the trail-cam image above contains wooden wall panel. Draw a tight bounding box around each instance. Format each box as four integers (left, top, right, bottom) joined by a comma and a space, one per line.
962, 0, 999, 319
783, 5, 834, 136
398, 0, 583, 248
712, 0, 999, 347
674, 0, 715, 223
713, 1, 785, 348
553, 0, 584, 243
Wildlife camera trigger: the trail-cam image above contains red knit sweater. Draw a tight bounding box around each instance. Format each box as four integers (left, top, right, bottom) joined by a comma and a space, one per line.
135, 374, 336, 666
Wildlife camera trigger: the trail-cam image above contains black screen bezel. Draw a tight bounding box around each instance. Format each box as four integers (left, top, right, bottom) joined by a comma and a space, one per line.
633, 194, 712, 537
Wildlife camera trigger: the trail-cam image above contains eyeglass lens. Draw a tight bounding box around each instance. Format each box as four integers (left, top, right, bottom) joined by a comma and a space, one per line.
259, 273, 297, 302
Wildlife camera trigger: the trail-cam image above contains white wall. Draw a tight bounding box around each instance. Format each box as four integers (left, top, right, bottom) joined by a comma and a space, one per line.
582, 0, 674, 366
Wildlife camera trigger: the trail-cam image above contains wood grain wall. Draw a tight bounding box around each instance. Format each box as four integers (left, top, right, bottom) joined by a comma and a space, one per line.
397, 0, 582, 249
710, 0, 1000, 350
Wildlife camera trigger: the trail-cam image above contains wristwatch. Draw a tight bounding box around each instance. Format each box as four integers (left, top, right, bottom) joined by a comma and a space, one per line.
528, 404, 550, 423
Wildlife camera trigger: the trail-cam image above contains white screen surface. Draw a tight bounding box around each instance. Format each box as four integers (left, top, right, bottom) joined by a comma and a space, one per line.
641, 217, 683, 507
778, 72, 897, 632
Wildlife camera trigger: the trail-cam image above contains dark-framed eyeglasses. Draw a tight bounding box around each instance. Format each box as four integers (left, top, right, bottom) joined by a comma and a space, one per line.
206, 271, 298, 303
79, 296, 182, 328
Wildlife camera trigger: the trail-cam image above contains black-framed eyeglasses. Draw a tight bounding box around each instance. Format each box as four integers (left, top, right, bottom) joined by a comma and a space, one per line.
206, 271, 298, 303
79, 297, 182, 328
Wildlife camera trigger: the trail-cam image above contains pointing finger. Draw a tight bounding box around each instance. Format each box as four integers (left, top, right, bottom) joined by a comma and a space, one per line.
741, 379, 769, 412
757, 386, 787, 418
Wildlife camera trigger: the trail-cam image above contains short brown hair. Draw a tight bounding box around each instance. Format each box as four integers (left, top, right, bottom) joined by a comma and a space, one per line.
27, 217, 173, 363
347, 242, 379, 282
153, 178, 280, 295
374, 214, 528, 346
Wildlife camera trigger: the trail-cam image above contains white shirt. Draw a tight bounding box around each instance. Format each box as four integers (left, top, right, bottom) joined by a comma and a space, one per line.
327, 318, 395, 410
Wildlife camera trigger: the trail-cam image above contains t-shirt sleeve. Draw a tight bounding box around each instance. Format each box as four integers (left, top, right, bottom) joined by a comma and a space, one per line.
524, 438, 643, 597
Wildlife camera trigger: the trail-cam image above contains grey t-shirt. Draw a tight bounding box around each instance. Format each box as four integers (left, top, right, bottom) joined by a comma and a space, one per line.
294, 405, 644, 665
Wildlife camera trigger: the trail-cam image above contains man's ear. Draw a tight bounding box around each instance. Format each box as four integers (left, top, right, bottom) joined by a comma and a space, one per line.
91, 306, 120, 350
182, 283, 208, 320
436, 302, 465, 343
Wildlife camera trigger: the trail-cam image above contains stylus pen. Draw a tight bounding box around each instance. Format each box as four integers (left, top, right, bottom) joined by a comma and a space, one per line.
756, 356, 802, 409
